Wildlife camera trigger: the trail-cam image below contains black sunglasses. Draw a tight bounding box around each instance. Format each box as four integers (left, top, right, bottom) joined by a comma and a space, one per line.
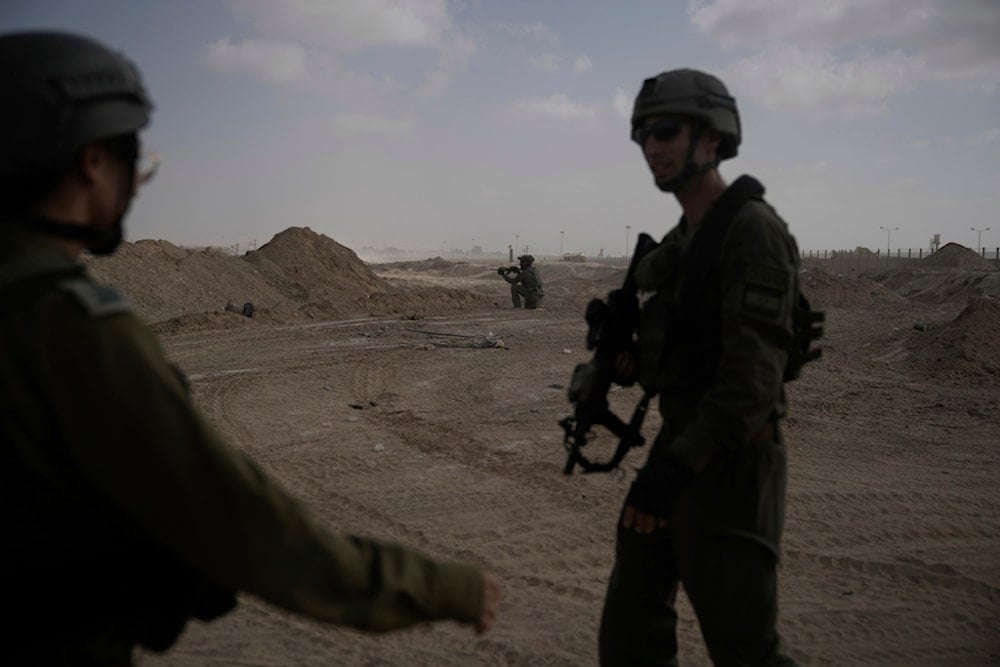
632, 119, 684, 146
102, 133, 140, 165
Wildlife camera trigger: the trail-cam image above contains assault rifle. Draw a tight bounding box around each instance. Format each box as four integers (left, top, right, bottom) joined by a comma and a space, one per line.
559, 232, 659, 474
497, 265, 521, 277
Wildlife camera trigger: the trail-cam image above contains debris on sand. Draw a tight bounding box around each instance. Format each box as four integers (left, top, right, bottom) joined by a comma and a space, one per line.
404, 327, 506, 349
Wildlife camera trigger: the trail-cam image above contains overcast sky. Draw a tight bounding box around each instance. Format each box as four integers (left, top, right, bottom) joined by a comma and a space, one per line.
4, 1, 999, 258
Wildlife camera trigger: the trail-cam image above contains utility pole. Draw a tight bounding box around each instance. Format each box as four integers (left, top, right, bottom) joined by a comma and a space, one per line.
515, 234, 519, 256
625, 225, 631, 260
879, 225, 899, 255
560, 230, 564, 256
971, 226, 990, 253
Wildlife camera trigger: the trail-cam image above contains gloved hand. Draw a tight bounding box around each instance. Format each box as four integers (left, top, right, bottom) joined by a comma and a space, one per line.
624, 455, 694, 524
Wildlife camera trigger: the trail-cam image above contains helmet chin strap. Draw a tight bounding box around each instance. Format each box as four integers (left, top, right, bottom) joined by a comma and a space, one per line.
653, 125, 717, 193
13, 214, 126, 256
15, 152, 137, 256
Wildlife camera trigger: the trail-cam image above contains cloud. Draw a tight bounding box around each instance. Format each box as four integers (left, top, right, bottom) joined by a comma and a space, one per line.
205, 37, 310, 83
492, 20, 559, 43
972, 128, 1000, 144
613, 87, 631, 120
690, 0, 1000, 91
229, 0, 454, 52
214, 0, 473, 96
511, 94, 598, 119
527, 53, 562, 72
724, 44, 923, 117
331, 113, 415, 136
419, 32, 476, 96
525, 53, 592, 75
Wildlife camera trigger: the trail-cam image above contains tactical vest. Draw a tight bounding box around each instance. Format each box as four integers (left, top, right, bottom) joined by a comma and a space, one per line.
638, 175, 822, 395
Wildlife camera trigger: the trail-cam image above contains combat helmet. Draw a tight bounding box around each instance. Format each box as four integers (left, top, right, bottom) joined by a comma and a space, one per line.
518, 254, 535, 266
0, 31, 153, 178
631, 68, 740, 160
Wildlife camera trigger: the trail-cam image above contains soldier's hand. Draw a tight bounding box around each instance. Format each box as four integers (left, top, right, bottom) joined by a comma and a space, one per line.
621, 459, 693, 533
622, 504, 667, 534
474, 572, 500, 634
613, 350, 638, 384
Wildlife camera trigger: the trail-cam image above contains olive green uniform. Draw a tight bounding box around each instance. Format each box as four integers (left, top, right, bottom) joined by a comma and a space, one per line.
503, 265, 543, 308
1, 232, 483, 663
599, 176, 798, 666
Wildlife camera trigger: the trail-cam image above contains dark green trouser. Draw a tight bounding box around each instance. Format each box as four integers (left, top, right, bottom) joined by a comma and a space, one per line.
510, 284, 541, 308
598, 514, 795, 666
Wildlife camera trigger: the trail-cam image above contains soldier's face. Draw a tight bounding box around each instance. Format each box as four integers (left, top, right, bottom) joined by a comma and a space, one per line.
638, 116, 721, 191
81, 135, 140, 254
638, 115, 692, 186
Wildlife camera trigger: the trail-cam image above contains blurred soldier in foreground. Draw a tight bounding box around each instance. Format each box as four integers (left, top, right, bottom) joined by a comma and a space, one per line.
498, 253, 544, 309
597, 68, 804, 665
0, 31, 498, 665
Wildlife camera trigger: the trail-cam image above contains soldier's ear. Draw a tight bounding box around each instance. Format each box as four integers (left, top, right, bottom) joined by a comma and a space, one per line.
77, 142, 107, 186
699, 127, 722, 161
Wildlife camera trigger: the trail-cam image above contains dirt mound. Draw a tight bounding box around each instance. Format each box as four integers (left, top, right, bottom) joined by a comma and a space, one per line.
799, 263, 909, 310
908, 296, 1000, 379
874, 269, 1000, 304
921, 242, 998, 271
235, 226, 397, 321
864, 244, 1000, 304
86, 239, 294, 323
374, 256, 466, 272
244, 227, 385, 297
366, 284, 502, 318
86, 227, 503, 330
149, 311, 257, 336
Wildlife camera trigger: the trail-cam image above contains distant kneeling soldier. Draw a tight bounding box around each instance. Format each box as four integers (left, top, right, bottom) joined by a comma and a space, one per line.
499, 254, 544, 309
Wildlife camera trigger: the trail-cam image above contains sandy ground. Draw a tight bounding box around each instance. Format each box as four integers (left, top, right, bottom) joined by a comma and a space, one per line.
84, 232, 999, 666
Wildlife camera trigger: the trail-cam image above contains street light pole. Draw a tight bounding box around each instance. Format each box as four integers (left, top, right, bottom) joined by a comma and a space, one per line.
515, 234, 520, 256
879, 225, 899, 255
971, 226, 990, 253
560, 230, 564, 256
625, 225, 631, 261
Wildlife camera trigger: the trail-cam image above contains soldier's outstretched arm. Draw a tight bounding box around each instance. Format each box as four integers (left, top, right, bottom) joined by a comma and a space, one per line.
40, 295, 497, 633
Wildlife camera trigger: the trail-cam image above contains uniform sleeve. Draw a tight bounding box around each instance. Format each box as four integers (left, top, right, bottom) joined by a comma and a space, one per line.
668, 203, 797, 468
40, 302, 483, 631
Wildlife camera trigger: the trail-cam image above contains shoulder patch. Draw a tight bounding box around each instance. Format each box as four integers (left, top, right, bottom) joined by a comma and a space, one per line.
57, 278, 131, 318
740, 261, 790, 320
744, 262, 789, 292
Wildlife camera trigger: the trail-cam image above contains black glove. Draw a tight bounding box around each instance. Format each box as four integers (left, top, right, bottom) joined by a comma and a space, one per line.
625, 456, 694, 518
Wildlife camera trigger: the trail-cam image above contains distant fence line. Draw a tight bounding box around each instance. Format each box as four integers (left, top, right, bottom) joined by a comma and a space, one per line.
371, 247, 1000, 271
800, 247, 1000, 272
552, 248, 1000, 270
